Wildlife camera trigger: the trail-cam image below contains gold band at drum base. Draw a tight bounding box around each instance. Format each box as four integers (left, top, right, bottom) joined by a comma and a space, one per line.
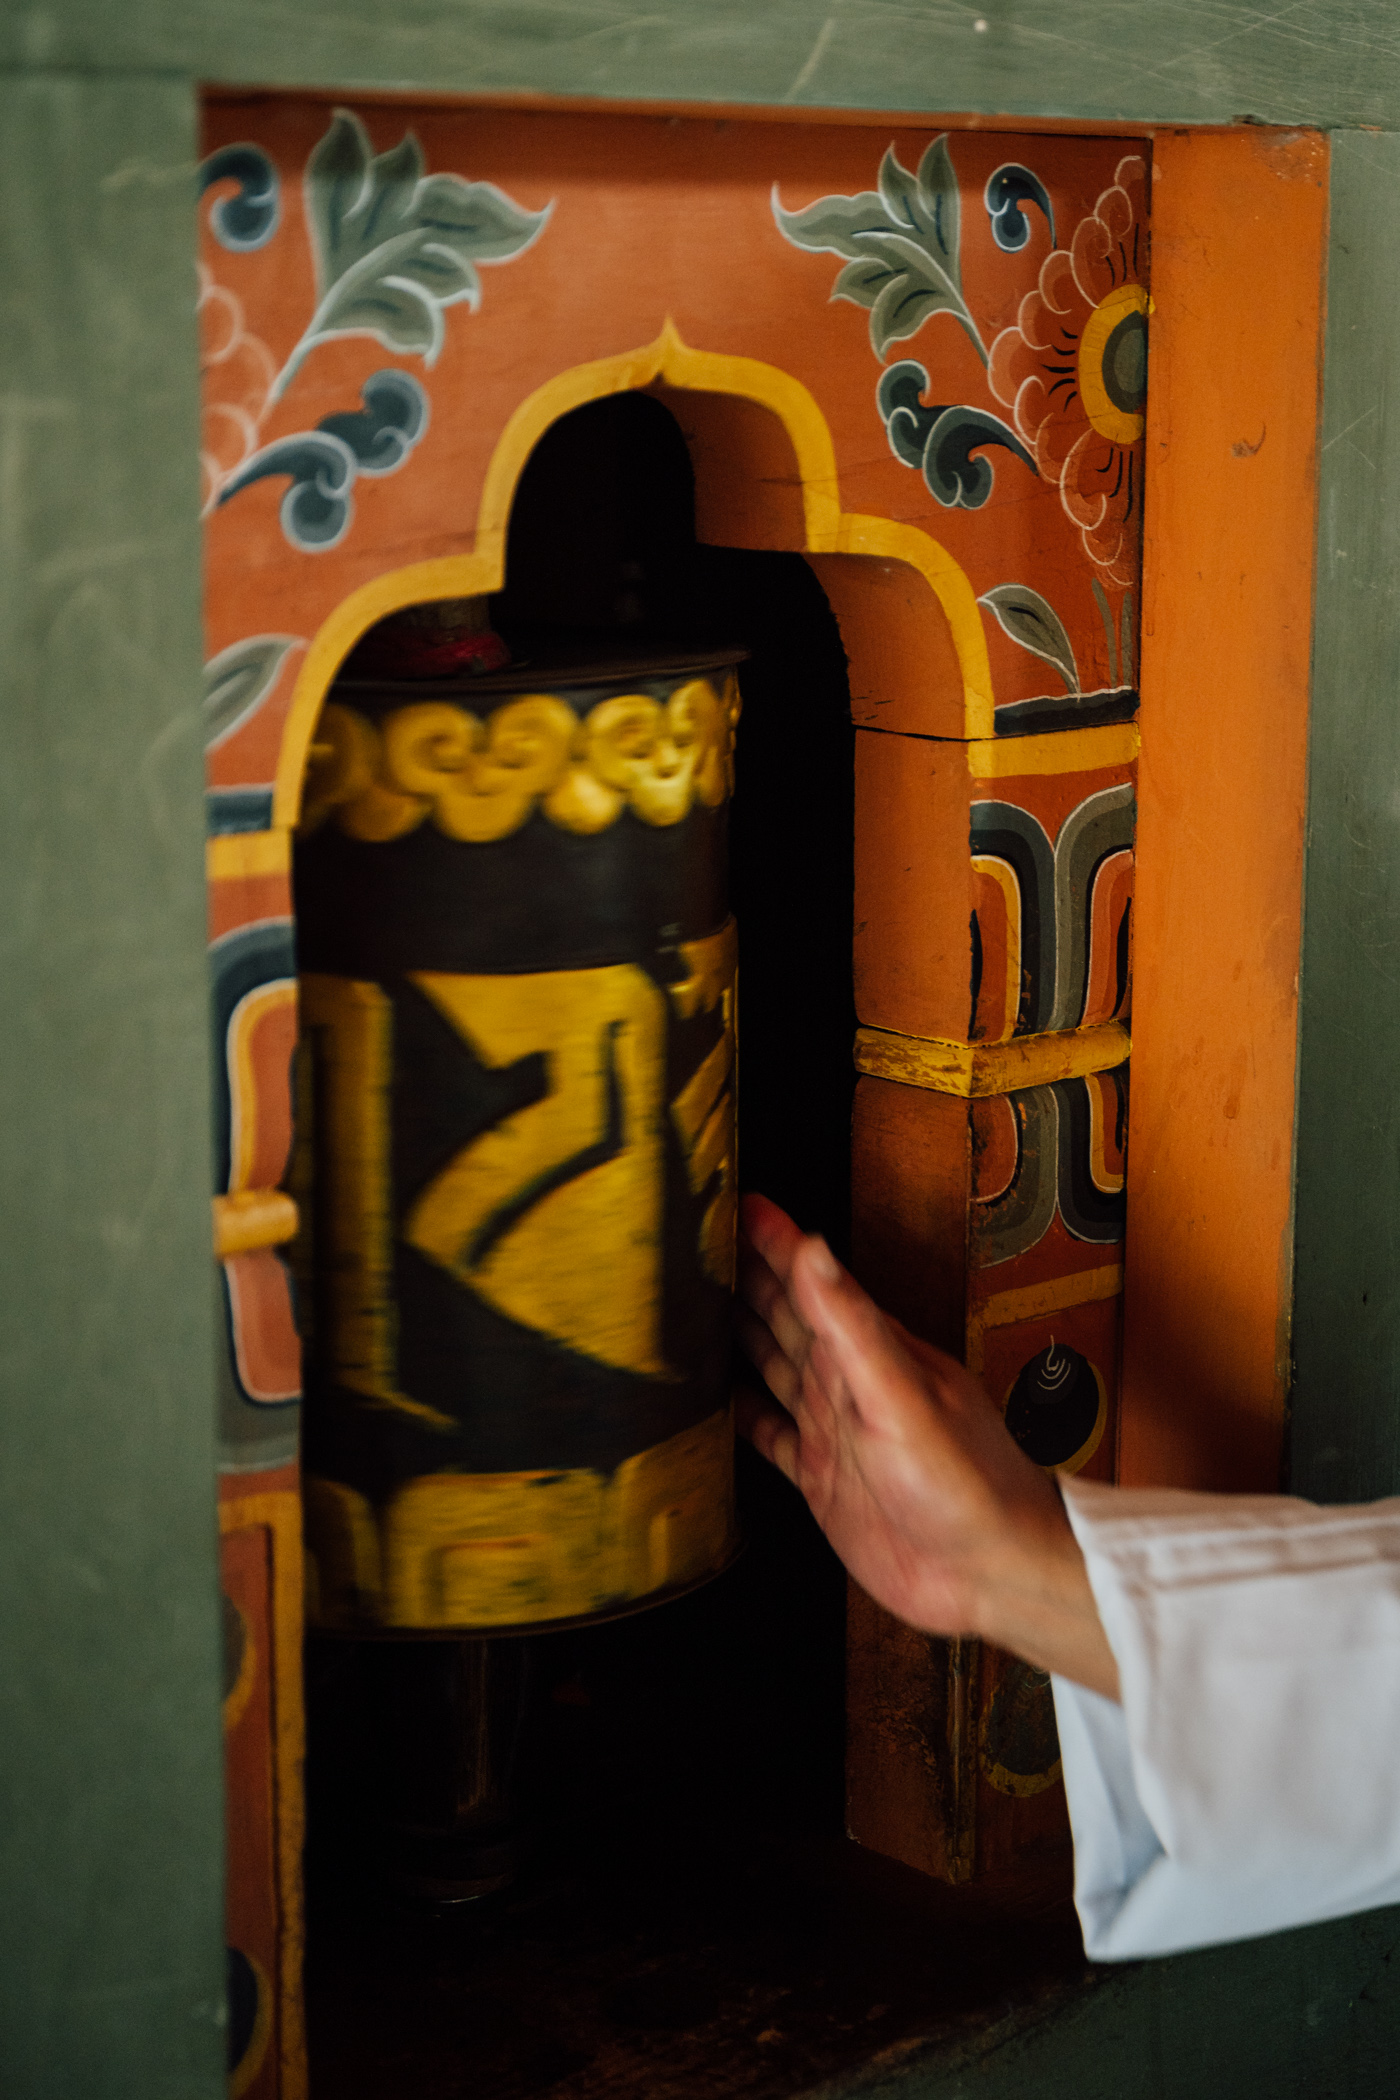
304, 1407, 736, 1632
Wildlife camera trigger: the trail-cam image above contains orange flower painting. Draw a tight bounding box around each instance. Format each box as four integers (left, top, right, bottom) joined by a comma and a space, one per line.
989, 156, 1149, 587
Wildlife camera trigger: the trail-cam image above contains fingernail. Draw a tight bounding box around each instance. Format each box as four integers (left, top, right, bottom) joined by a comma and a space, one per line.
806, 1236, 839, 1283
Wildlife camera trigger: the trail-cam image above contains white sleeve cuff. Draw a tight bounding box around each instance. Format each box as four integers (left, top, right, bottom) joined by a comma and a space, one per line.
1051, 1477, 1400, 1960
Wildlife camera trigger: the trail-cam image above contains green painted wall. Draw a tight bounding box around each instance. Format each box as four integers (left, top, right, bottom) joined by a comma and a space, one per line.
4, 4, 1400, 2094
0, 72, 226, 2100
3, 0, 1400, 129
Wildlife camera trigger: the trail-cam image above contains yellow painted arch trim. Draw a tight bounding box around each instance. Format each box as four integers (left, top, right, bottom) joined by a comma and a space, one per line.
273, 555, 498, 829
273, 320, 994, 823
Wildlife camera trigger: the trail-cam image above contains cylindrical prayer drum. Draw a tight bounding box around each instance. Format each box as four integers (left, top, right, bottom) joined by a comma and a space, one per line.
293, 645, 743, 1634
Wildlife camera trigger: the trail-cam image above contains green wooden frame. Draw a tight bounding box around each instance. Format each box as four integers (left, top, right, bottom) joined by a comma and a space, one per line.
3, 8, 1399, 2094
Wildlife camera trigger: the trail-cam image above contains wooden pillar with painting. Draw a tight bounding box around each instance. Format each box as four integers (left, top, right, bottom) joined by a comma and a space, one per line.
783, 145, 1146, 1885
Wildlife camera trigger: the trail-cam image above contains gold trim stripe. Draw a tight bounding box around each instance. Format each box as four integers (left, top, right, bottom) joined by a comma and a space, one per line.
965, 1263, 1124, 1377
854, 1020, 1130, 1098
972, 1263, 1124, 1338
966, 722, 1140, 777
207, 829, 292, 881
213, 1189, 299, 1258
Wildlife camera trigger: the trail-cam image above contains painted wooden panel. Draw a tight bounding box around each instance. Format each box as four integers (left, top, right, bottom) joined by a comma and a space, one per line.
1123, 127, 1325, 1493
197, 98, 1154, 1944
196, 103, 1145, 796
854, 723, 1136, 1046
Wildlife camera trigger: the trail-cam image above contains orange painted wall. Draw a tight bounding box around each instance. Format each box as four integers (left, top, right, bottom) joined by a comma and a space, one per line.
200, 103, 1142, 802
1121, 128, 1327, 1490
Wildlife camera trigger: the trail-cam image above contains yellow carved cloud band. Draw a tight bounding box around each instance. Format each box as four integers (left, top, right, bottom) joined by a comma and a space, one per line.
301, 673, 740, 844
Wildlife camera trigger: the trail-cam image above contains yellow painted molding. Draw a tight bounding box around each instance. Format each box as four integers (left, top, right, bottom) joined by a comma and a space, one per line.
207, 829, 292, 881
823, 513, 995, 738
220, 1490, 306, 2100
271, 321, 1000, 821
967, 721, 1140, 778
213, 1188, 299, 1257
273, 555, 499, 828
971, 1263, 1124, 1339
475, 318, 844, 566
854, 1020, 1130, 1097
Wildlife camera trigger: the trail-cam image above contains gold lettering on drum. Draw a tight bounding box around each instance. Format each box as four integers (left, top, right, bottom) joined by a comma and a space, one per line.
667, 920, 739, 1287
295, 975, 451, 1421
406, 966, 670, 1376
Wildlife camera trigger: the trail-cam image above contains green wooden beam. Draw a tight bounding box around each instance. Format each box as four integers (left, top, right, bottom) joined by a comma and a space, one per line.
0, 72, 226, 2100
4, 0, 1400, 130
1293, 129, 1400, 1507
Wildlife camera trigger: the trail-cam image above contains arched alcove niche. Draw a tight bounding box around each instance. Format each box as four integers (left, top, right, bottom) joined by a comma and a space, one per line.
271, 327, 992, 830
295, 383, 870, 1962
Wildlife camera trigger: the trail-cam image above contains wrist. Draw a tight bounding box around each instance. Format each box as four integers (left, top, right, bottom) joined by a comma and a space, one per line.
964, 1476, 1120, 1700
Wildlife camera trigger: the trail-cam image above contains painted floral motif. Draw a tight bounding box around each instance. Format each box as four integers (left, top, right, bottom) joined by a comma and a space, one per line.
774, 140, 1041, 511
977, 576, 1136, 731
199, 266, 277, 514
988, 156, 1149, 586
198, 112, 551, 552
774, 134, 1148, 604
774, 139, 989, 364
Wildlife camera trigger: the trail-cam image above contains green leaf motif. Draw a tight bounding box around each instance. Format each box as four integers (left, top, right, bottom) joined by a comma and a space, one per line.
773, 137, 986, 366
203, 635, 301, 749
879, 138, 958, 262
269, 109, 552, 402
978, 585, 1080, 696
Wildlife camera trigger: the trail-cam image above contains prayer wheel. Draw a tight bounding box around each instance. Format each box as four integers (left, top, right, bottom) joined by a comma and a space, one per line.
293, 641, 743, 1634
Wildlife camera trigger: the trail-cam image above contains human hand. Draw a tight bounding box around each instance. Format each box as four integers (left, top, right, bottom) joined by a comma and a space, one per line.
736, 1193, 1119, 1700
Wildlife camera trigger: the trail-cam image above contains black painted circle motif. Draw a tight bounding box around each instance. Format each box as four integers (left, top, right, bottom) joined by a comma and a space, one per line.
226, 1945, 270, 2086
1102, 309, 1147, 417
1003, 1342, 1103, 1470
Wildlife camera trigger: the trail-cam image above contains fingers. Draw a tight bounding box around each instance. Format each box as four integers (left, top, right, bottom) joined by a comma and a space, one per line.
734, 1385, 800, 1484
786, 1234, 926, 1433
738, 1241, 811, 1370
736, 1304, 801, 1412
739, 1199, 870, 1433
740, 1192, 807, 1287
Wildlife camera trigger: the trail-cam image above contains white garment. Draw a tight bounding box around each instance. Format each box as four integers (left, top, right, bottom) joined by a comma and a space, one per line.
1051, 1476, 1400, 1960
